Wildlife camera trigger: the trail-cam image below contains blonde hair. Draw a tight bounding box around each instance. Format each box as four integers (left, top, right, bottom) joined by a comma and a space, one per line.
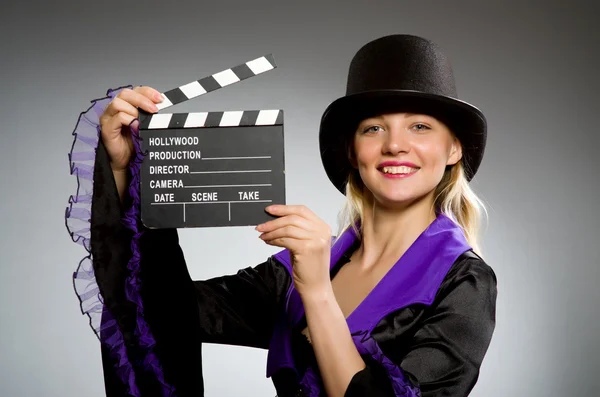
336, 155, 488, 257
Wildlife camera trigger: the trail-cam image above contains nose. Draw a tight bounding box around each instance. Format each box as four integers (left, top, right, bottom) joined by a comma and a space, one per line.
382, 126, 410, 155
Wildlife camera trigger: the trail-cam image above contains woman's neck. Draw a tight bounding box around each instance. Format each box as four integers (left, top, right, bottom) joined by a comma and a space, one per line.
354, 192, 437, 270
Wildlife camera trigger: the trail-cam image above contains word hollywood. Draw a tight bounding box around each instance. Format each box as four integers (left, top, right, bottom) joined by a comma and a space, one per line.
148, 136, 199, 146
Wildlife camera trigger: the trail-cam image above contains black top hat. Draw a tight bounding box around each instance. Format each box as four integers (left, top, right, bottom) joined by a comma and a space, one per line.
319, 34, 487, 194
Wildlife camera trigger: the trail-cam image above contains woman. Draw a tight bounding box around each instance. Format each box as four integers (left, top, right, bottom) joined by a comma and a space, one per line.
66, 34, 497, 396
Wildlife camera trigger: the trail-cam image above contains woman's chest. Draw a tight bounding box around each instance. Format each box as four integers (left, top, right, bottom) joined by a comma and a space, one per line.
330, 261, 391, 318
300, 258, 402, 342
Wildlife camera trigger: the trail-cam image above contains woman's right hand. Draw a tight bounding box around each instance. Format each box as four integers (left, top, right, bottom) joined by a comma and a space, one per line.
99, 86, 164, 172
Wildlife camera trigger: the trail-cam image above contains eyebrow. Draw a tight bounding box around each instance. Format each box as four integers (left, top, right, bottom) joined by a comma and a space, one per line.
360, 113, 434, 122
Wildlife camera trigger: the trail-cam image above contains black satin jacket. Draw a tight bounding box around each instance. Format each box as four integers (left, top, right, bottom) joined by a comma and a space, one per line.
90, 141, 497, 397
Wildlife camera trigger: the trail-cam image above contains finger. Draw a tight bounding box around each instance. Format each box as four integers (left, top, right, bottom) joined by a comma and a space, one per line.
259, 224, 312, 242
105, 97, 140, 119
105, 112, 137, 138
265, 204, 319, 222
115, 88, 159, 114
261, 237, 301, 251
120, 87, 160, 112
256, 214, 313, 233
133, 85, 164, 103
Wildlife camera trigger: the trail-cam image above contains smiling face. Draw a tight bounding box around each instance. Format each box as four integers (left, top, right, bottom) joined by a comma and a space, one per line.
350, 112, 462, 208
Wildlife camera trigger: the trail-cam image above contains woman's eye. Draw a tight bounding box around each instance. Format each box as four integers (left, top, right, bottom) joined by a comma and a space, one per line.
412, 123, 431, 131
363, 125, 383, 133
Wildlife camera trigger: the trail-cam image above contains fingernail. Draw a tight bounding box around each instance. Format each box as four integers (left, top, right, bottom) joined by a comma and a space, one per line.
154, 92, 163, 102
151, 104, 159, 112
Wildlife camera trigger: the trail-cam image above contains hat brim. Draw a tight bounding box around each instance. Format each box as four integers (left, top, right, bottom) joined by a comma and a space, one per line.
318, 90, 487, 194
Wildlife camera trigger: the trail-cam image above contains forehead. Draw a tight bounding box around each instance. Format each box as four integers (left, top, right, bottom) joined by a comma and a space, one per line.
357, 112, 441, 125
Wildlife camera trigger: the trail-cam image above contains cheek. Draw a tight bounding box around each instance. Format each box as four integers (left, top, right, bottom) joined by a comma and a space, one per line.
414, 141, 450, 173
354, 144, 379, 168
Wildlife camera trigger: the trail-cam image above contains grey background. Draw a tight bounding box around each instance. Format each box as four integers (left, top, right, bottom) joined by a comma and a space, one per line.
1, 1, 598, 396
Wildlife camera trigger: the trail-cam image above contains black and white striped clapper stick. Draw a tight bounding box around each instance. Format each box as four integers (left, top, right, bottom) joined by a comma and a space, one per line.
138, 54, 286, 229
156, 54, 276, 111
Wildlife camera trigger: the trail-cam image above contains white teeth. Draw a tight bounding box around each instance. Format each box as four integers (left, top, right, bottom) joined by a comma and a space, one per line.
382, 166, 418, 174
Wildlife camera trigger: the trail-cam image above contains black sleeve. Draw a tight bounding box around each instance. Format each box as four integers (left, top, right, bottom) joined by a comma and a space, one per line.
345, 254, 498, 397
91, 138, 291, 396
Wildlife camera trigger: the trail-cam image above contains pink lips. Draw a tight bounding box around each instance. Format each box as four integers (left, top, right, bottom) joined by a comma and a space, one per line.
377, 161, 419, 168
377, 161, 420, 179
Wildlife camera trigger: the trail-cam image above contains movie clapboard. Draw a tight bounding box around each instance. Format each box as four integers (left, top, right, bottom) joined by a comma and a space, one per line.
138, 54, 285, 229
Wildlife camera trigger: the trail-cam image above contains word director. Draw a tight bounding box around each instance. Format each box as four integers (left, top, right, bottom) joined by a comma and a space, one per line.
149, 165, 190, 174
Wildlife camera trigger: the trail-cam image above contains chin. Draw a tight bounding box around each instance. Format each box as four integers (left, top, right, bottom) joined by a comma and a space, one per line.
369, 184, 435, 209
371, 191, 420, 208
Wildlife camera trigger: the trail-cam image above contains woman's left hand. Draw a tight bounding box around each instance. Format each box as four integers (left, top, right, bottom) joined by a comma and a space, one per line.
256, 205, 332, 297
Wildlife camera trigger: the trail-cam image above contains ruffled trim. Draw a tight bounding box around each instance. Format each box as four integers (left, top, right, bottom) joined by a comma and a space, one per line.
296, 331, 420, 396
66, 85, 141, 396
352, 330, 421, 397
122, 123, 177, 396
66, 87, 176, 396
